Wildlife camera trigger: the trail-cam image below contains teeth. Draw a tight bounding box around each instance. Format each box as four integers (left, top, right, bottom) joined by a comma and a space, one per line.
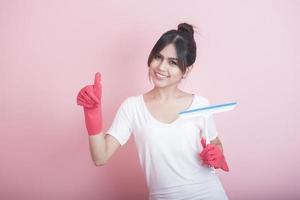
155, 72, 168, 78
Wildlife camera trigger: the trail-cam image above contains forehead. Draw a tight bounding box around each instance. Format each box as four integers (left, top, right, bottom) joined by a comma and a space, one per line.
159, 43, 177, 58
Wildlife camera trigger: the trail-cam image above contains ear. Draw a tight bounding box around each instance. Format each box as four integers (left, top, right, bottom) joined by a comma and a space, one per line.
182, 65, 194, 79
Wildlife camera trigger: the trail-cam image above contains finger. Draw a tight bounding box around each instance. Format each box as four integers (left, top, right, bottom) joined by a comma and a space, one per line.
77, 99, 94, 108
77, 96, 86, 105
203, 159, 216, 167
77, 95, 92, 106
200, 146, 214, 158
202, 154, 216, 161
77, 91, 90, 105
201, 151, 214, 161
94, 72, 101, 88
77, 99, 83, 106
200, 148, 209, 158
210, 160, 219, 168
82, 90, 94, 104
78, 88, 93, 103
205, 145, 216, 153
85, 87, 100, 104
204, 154, 216, 162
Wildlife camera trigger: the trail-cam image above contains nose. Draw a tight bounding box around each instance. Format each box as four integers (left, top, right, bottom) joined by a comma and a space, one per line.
157, 59, 168, 71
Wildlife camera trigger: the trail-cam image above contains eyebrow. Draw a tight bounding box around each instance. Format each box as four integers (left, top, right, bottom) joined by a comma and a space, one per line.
157, 53, 178, 61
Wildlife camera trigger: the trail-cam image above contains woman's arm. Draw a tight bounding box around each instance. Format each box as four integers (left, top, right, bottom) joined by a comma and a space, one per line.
77, 72, 121, 166
89, 133, 121, 166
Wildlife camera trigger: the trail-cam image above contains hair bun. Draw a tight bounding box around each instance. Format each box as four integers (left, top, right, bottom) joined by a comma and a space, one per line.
177, 23, 194, 37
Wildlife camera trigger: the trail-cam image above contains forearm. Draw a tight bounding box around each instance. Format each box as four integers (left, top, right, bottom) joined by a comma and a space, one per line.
88, 132, 107, 166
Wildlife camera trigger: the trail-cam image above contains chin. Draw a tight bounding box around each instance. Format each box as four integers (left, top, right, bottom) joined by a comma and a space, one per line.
153, 80, 178, 89
153, 82, 166, 88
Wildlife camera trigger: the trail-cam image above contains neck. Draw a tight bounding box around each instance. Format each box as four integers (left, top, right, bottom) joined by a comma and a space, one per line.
149, 86, 182, 101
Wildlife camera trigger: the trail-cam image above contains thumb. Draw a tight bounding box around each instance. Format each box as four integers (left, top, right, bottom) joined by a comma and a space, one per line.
201, 137, 206, 148
94, 72, 101, 87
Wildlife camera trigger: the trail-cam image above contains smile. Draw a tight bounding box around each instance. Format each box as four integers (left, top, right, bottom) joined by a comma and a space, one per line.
155, 72, 169, 79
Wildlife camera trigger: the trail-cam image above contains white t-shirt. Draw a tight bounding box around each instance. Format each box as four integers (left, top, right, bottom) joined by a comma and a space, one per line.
107, 94, 228, 200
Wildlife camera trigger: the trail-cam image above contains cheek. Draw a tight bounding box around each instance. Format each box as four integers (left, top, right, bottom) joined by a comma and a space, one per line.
149, 59, 159, 68
170, 68, 183, 78
148, 64, 157, 76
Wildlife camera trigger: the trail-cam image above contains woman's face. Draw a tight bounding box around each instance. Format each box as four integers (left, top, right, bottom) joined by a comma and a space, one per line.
149, 43, 184, 88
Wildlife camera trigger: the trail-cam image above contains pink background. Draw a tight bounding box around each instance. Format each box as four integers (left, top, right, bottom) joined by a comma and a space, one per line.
0, 0, 299, 199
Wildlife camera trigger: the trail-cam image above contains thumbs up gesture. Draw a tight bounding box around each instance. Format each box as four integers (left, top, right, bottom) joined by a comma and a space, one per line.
77, 72, 101, 108
77, 72, 103, 135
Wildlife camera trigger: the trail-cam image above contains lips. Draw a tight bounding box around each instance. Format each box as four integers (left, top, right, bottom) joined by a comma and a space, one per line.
154, 72, 169, 79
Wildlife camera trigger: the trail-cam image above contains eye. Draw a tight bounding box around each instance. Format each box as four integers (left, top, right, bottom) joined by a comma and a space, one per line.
154, 54, 161, 60
170, 60, 178, 66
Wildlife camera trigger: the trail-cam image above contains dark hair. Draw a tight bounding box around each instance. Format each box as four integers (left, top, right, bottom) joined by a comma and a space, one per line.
147, 23, 197, 74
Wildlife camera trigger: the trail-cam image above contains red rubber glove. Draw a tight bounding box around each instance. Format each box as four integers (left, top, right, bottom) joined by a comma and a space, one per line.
199, 137, 229, 172
76, 72, 103, 135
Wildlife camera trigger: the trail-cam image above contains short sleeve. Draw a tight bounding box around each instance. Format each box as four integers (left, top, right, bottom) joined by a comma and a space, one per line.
106, 97, 133, 146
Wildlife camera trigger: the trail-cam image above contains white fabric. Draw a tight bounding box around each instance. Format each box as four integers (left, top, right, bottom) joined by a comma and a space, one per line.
107, 94, 228, 200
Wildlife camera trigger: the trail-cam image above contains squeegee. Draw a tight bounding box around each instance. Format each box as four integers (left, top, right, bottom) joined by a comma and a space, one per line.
179, 102, 237, 145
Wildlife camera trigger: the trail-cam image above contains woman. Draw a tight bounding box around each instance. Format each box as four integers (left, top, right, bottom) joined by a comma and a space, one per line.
77, 23, 229, 200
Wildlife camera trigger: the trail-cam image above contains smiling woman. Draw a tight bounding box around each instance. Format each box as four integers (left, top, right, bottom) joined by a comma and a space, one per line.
148, 23, 196, 74
76, 23, 229, 200
148, 43, 190, 87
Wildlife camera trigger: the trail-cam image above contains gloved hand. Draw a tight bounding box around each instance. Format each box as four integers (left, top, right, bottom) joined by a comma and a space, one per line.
77, 72, 103, 135
199, 137, 229, 172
